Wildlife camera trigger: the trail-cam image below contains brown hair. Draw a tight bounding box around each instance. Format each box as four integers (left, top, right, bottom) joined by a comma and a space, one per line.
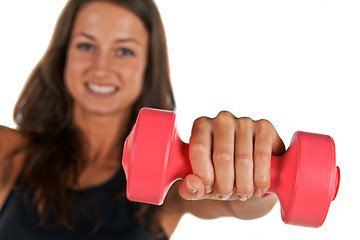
13, 0, 175, 234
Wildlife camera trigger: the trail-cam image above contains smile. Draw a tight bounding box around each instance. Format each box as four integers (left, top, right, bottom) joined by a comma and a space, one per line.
86, 82, 119, 95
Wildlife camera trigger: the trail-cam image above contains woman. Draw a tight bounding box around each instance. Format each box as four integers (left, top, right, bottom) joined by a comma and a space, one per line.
0, 0, 285, 239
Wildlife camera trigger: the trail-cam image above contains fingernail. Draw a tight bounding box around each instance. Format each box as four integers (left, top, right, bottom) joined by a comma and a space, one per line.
217, 193, 232, 200
254, 188, 263, 197
188, 179, 198, 194
205, 185, 213, 194
262, 192, 272, 199
237, 194, 249, 201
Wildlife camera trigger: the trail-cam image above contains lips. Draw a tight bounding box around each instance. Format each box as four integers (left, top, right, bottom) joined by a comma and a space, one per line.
85, 82, 119, 95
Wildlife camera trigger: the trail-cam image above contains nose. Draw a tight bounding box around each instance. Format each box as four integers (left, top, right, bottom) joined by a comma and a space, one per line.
92, 52, 112, 79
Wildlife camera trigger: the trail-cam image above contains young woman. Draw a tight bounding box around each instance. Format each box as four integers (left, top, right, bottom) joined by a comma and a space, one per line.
0, 0, 285, 239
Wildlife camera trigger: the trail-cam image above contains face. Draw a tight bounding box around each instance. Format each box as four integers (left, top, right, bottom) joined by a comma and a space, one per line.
65, 1, 149, 117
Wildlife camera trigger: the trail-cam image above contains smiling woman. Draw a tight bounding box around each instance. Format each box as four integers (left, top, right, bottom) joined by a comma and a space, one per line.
65, 1, 149, 116
1, 0, 359, 240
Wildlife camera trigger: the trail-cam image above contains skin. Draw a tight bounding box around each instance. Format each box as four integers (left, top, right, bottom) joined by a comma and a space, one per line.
0, 1, 285, 238
64, 2, 149, 188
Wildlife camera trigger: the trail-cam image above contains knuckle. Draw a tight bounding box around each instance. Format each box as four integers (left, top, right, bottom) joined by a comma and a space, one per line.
253, 151, 270, 164
213, 111, 235, 126
216, 110, 234, 118
189, 142, 210, 159
237, 117, 254, 129
189, 144, 214, 186
213, 149, 233, 166
193, 116, 211, 129
190, 141, 208, 154
235, 152, 253, 168
256, 119, 274, 132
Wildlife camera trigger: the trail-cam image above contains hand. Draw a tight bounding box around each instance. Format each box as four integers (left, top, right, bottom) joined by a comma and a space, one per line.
178, 111, 285, 201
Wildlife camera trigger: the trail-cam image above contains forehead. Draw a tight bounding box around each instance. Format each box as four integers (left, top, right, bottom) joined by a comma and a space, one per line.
72, 1, 148, 42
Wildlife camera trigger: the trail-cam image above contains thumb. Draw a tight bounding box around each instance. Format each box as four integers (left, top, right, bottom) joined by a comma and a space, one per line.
178, 174, 205, 200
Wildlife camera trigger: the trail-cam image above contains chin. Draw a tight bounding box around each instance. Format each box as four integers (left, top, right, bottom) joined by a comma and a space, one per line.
86, 104, 132, 117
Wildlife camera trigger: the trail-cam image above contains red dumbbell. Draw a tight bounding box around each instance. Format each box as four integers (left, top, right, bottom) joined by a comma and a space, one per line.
122, 108, 340, 228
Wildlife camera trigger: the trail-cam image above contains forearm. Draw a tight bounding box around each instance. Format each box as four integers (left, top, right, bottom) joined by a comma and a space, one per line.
227, 194, 278, 220
182, 194, 278, 220
159, 185, 278, 236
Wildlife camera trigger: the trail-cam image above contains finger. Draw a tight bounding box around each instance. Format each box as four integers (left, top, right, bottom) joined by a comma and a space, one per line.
212, 111, 235, 199
272, 131, 286, 156
178, 174, 205, 200
253, 119, 277, 196
189, 117, 214, 194
234, 117, 254, 201
253, 134, 272, 196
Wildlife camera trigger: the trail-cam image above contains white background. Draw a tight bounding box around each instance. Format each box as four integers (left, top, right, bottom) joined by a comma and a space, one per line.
0, 1, 359, 239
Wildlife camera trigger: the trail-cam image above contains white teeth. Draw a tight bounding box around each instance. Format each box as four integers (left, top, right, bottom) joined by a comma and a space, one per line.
87, 83, 118, 94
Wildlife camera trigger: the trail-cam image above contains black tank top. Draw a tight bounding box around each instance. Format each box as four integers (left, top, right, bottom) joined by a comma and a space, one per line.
0, 171, 169, 240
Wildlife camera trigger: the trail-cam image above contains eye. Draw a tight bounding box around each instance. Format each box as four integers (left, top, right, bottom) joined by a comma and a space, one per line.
116, 48, 134, 56
77, 43, 94, 51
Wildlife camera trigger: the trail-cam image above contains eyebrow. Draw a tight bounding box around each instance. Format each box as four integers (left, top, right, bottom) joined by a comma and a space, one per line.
73, 32, 142, 45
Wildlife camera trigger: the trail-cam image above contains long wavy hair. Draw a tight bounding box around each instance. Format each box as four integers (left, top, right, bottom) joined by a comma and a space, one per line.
13, 0, 175, 234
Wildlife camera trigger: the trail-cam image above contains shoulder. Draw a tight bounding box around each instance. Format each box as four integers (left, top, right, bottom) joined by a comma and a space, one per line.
0, 125, 26, 210
0, 125, 26, 161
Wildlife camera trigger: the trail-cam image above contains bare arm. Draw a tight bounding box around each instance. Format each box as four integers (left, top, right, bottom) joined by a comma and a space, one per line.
182, 193, 278, 220
159, 184, 278, 237
0, 126, 25, 210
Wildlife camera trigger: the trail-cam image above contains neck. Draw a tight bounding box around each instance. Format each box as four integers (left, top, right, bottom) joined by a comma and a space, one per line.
73, 106, 133, 165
